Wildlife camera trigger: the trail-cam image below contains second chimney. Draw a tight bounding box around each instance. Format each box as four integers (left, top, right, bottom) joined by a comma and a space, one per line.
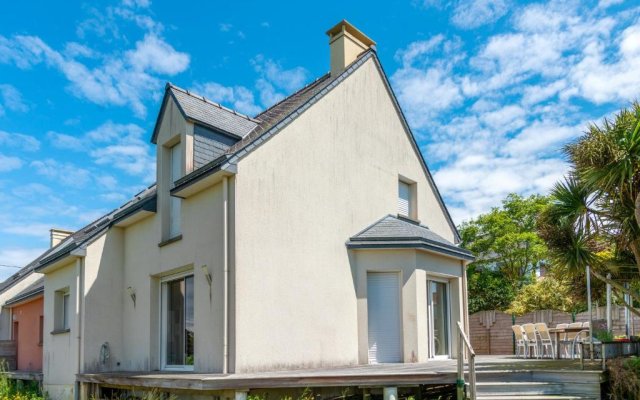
326, 20, 376, 76
50, 228, 73, 248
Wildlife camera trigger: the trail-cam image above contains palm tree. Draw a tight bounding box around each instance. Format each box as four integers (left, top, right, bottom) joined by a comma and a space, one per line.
538, 102, 640, 318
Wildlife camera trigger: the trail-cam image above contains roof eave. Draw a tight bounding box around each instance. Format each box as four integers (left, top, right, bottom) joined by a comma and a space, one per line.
4, 287, 44, 308
35, 247, 87, 274
346, 239, 475, 261
170, 157, 237, 198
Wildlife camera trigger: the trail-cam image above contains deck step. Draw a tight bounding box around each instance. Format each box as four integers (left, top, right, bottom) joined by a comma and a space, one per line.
474, 381, 564, 395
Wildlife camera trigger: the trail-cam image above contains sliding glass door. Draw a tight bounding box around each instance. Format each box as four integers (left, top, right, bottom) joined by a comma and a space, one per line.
162, 274, 194, 369
428, 280, 450, 358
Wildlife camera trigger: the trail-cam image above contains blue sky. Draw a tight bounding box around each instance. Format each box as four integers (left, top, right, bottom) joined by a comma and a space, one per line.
1, 0, 639, 280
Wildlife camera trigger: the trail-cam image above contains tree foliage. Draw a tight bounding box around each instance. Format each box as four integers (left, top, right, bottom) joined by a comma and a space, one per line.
538, 102, 640, 317
508, 276, 580, 315
460, 194, 551, 313
460, 193, 550, 284
467, 265, 515, 314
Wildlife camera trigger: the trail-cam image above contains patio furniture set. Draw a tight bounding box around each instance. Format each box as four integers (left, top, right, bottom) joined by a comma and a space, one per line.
512, 322, 590, 359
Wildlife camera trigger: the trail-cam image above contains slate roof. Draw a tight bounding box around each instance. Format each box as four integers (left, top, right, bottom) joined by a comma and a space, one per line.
4, 276, 44, 307
347, 215, 474, 260
151, 85, 259, 143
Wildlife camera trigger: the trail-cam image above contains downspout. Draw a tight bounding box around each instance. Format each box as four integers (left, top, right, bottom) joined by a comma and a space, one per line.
72, 252, 85, 400
222, 176, 229, 374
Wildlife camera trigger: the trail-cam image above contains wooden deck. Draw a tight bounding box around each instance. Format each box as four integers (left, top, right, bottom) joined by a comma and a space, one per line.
77, 356, 604, 393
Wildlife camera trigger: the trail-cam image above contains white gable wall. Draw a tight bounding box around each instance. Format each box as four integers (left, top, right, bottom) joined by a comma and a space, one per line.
233, 57, 458, 372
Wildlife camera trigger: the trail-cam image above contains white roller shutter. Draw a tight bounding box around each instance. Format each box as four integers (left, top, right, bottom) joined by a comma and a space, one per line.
398, 181, 410, 216
367, 272, 402, 363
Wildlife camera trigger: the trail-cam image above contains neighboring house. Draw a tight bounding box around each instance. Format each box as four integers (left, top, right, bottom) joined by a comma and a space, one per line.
0, 229, 71, 373
4, 277, 44, 372
28, 21, 472, 400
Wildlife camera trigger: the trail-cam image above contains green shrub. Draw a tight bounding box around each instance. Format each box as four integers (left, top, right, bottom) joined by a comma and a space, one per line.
608, 356, 640, 400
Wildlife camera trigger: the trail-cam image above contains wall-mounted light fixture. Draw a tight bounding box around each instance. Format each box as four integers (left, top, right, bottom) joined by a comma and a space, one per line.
126, 286, 136, 308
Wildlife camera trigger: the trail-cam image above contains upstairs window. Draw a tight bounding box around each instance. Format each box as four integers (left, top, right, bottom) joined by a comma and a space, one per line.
168, 143, 182, 238
54, 289, 70, 332
398, 179, 416, 219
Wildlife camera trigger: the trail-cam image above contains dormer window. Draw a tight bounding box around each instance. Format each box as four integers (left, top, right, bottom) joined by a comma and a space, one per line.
398, 178, 417, 220
168, 142, 182, 238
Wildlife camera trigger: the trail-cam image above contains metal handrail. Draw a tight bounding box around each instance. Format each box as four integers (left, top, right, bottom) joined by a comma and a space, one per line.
457, 321, 476, 400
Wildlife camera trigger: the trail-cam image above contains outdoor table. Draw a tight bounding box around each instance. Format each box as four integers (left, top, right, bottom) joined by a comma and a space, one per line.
548, 327, 589, 359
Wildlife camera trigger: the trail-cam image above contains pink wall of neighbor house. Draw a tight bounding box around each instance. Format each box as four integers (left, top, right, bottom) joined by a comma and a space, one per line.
11, 296, 43, 372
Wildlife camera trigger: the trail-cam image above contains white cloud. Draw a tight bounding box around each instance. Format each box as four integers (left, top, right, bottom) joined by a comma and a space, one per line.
0, 84, 28, 115
193, 56, 309, 116
0, 154, 22, 172
568, 23, 640, 104
193, 82, 261, 116
0, 32, 189, 118
1, 223, 53, 237
122, 0, 151, 8
396, 0, 640, 223
0, 247, 45, 270
126, 34, 190, 75
0, 130, 40, 151
451, 0, 510, 29
219, 23, 233, 32
30, 159, 92, 187
47, 131, 86, 151
87, 122, 155, 180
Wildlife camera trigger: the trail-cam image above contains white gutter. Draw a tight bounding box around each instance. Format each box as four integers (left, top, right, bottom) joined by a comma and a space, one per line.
222, 176, 230, 374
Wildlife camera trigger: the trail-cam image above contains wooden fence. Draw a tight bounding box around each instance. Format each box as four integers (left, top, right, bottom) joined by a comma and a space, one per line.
469, 306, 640, 355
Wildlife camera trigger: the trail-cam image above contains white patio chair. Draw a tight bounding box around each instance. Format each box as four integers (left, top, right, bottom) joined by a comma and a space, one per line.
522, 323, 539, 358
534, 323, 555, 358
555, 323, 569, 358
566, 322, 584, 358
512, 325, 527, 358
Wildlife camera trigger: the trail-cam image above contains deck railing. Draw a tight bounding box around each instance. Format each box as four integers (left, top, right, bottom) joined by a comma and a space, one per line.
457, 321, 476, 400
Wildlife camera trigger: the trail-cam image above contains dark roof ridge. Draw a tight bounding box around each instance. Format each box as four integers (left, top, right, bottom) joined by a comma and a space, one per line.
166, 83, 260, 123
253, 73, 331, 120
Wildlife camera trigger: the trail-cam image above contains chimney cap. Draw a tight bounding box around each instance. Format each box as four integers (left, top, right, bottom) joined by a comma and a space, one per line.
326, 20, 376, 47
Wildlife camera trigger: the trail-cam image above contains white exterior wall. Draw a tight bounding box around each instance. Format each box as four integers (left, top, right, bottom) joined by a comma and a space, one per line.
43, 261, 78, 400
232, 58, 458, 372
82, 230, 125, 373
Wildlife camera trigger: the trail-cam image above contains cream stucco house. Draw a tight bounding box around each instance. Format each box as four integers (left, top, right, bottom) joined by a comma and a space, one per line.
30, 21, 472, 400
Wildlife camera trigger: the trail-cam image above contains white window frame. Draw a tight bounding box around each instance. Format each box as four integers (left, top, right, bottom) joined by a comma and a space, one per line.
53, 288, 71, 333
168, 142, 182, 238
426, 277, 451, 359
159, 270, 195, 371
62, 292, 70, 330
398, 177, 417, 220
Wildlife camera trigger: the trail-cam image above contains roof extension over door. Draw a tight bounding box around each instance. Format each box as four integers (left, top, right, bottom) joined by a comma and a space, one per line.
347, 215, 474, 261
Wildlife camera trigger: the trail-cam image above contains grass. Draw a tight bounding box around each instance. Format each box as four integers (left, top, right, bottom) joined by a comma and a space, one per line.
0, 362, 44, 400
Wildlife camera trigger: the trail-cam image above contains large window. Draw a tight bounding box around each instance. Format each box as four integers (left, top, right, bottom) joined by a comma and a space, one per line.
162, 274, 194, 369
168, 143, 182, 238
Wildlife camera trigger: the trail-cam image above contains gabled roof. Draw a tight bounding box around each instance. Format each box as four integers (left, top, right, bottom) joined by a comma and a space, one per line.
151, 84, 259, 144
171, 49, 461, 242
347, 215, 473, 261
33, 185, 157, 272
4, 276, 44, 307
